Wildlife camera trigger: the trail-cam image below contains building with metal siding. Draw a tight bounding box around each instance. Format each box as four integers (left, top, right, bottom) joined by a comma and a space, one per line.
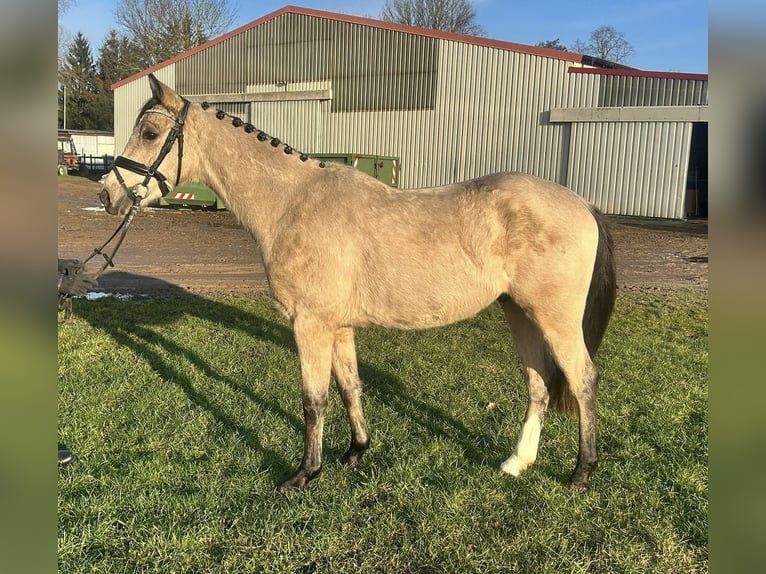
552, 68, 708, 219
112, 6, 708, 219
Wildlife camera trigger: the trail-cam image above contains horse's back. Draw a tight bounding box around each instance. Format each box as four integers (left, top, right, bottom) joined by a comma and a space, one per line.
466, 172, 593, 217
349, 171, 598, 328
412, 171, 602, 319
270, 168, 600, 329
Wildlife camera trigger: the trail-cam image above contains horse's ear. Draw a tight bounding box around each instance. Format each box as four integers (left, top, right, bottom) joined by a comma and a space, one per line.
147, 73, 185, 115
148, 73, 164, 101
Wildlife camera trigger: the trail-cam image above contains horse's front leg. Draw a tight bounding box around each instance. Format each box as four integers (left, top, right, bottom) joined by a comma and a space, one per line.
278, 315, 334, 494
332, 327, 370, 466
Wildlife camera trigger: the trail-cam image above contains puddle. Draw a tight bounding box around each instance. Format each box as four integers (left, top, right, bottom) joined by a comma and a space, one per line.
85, 291, 135, 301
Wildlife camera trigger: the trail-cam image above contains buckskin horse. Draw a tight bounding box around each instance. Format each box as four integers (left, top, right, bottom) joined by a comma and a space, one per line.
99, 74, 616, 493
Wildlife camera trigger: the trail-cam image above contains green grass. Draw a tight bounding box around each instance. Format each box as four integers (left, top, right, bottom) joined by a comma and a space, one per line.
58, 290, 707, 573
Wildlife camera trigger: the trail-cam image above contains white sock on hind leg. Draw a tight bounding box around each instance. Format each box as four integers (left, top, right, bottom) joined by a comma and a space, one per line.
500, 417, 541, 477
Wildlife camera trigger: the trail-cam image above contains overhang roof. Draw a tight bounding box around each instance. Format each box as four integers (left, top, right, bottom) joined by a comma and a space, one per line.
569, 67, 708, 82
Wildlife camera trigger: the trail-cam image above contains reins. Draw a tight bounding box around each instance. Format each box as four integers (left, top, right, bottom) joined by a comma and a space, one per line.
58, 99, 191, 325
57, 193, 142, 324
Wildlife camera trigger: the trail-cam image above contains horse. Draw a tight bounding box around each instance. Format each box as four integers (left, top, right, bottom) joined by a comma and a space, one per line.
99, 74, 616, 494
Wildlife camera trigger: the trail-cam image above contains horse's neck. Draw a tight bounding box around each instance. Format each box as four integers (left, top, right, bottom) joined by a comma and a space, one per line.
195, 117, 308, 257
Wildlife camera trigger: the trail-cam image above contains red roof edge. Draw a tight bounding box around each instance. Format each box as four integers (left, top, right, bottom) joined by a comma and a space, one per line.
568, 67, 708, 82
112, 4, 584, 91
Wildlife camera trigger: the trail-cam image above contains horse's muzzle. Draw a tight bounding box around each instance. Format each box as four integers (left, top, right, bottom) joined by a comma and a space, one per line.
99, 188, 114, 213
99, 188, 127, 216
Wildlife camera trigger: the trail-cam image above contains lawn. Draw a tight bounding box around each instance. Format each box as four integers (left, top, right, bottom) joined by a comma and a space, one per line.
58, 290, 707, 573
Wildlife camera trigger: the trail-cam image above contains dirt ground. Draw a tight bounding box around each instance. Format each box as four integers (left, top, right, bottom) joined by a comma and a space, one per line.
58, 176, 708, 296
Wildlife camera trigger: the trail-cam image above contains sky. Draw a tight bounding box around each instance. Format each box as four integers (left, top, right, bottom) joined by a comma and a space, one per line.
59, 0, 708, 74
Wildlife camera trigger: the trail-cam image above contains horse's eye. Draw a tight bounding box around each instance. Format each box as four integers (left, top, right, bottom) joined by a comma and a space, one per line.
142, 130, 158, 141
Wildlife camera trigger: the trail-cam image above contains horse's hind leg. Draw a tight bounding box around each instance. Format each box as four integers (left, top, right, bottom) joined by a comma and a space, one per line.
332, 328, 370, 466
538, 317, 599, 492
498, 297, 554, 477
564, 353, 599, 492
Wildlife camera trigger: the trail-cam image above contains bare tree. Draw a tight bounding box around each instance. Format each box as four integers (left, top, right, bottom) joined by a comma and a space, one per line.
58, 0, 75, 14
571, 25, 634, 63
381, 0, 484, 35
58, 0, 77, 68
115, 0, 237, 67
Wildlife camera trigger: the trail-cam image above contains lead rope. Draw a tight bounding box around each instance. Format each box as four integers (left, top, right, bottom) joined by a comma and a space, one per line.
58, 191, 143, 324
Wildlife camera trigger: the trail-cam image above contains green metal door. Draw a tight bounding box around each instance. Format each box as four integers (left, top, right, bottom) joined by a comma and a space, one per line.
313, 154, 400, 188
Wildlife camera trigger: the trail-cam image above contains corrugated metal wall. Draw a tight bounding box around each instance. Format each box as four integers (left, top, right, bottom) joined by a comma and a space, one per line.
249, 99, 327, 153
567, 121, 693, 219
560, 70, 705, 219
177, 13, 438, 113
113, 10, 707, 219
599, 75, 708, 107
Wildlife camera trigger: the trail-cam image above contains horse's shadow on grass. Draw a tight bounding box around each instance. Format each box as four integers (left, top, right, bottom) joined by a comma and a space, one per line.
72, 272, 500, 487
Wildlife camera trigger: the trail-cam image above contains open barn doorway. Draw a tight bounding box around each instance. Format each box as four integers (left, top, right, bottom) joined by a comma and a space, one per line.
685, 122, 708, 218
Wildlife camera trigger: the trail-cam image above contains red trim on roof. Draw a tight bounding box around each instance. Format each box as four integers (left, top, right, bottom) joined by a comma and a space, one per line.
112, 5, 584, 90
568, 67, 708, 82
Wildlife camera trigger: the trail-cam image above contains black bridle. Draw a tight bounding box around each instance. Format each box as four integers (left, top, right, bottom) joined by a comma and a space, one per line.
112, 97, 191, 200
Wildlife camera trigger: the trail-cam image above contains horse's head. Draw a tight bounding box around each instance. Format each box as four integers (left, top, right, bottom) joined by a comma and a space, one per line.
100, 74, 192, 215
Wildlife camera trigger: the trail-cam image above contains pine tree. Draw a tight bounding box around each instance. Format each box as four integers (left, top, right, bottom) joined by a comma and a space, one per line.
95, 30, 143, 130
59, 32, 101, 129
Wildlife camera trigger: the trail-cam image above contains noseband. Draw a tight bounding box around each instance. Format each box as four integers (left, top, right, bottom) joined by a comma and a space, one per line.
112, 97, 191, 199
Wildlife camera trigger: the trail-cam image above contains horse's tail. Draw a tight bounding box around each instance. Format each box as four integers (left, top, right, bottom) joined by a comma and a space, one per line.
548, 207, 617, 415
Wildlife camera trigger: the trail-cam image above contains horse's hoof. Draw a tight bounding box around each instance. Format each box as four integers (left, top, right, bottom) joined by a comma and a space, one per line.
500, 455, 527, 477
568, 463, 595, 493
277, 466, 321, 494
342, 449, 365, 467
568, 479, 590, 494
341, 438, 370, 467
277, 482, 304, 496
277, 476, 309, 495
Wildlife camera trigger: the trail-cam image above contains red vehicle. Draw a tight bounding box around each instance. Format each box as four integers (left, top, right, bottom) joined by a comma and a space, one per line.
58, 132, 80, 175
